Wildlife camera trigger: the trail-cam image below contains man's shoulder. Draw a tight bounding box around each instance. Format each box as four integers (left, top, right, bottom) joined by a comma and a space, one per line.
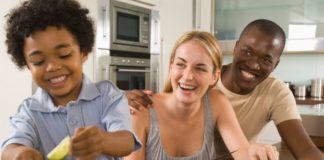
256, 75, 294, 102
258, 75, 286, 89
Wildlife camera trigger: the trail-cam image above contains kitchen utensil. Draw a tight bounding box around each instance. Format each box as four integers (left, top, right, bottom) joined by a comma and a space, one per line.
295, 85, 306, 97
311, 78, 323, 98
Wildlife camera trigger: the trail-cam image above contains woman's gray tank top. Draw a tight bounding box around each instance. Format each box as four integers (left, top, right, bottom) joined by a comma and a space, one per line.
145, 94, 216, 160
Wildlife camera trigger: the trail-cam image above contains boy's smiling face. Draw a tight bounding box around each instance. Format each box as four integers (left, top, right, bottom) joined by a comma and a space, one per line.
23, 26, 88, 106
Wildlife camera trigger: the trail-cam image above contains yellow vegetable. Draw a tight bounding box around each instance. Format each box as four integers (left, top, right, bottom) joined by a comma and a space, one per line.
47, 136, 71, 160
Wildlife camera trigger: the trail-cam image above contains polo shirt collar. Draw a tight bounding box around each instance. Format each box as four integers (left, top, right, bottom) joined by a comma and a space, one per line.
29, 75, 100, 112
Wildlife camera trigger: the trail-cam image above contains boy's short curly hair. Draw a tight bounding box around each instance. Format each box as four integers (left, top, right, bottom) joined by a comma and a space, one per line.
5, 0, 95, 69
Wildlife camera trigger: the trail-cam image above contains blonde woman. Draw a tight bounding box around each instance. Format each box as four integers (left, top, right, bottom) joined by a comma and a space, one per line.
125, 31, 278, 160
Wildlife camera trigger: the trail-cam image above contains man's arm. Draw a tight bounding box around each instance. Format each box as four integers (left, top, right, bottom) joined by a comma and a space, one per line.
277, 119, 324, 159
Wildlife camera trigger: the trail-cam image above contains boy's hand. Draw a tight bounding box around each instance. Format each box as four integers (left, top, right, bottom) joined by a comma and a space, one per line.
11, 145, 43, 160
70, 126, 105, 159
126, 89, 154, 112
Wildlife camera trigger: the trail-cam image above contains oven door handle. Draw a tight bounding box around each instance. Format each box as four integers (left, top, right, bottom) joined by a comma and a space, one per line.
117, 68, 151, 73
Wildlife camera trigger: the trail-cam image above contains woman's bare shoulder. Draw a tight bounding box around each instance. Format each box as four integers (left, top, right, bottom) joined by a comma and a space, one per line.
208, 89, 227, 102
151, 93, 169, 105
207, 89, 232, 116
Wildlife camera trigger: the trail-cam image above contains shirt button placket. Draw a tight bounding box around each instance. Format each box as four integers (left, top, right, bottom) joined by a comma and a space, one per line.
67, 103, 79, 133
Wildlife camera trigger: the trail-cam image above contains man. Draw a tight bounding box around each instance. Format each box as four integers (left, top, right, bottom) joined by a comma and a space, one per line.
127, 19, 324, 159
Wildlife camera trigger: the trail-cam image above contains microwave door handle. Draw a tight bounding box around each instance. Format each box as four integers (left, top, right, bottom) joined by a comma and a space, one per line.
117, 69, 151, 73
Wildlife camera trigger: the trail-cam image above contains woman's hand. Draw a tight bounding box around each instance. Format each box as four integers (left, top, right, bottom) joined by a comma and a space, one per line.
233, 143, 279, 160
248, 143, 279, 160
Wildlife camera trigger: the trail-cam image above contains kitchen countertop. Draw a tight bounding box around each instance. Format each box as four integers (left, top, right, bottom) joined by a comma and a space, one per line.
277, 104, 324, 159
298, 104, 324, 137
296, 97, 324, 105
298, 104, 324, 116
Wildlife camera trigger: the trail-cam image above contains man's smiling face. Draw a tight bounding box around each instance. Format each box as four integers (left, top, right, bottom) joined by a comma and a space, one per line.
231, 27, 283, 94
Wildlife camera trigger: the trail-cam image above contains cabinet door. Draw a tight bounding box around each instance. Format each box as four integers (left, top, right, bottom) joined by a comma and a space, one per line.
97, 0, 111, 49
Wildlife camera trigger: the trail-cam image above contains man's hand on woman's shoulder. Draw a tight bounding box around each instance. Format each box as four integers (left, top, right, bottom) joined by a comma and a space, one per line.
126, 90, 154, 114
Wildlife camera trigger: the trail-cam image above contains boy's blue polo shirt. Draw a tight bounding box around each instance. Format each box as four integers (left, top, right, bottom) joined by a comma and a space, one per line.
1, 75, 140, 159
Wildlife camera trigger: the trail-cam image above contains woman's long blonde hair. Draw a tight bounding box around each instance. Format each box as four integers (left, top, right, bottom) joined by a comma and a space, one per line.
163, 31, 223, 93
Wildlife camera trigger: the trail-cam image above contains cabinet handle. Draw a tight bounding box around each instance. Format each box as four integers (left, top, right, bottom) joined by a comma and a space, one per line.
193, 0, 201, 29
154, 20, 158, 45
103, 7, 108, 38
102, 65, 110, 80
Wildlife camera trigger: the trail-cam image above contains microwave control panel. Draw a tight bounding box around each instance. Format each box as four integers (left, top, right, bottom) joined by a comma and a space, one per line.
142, 16, 150, 44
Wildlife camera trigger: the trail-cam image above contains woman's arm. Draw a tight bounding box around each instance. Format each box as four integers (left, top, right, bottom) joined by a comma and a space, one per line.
124, 106, 150, 160
209, 90, 278, 160
209, 90, 249, 158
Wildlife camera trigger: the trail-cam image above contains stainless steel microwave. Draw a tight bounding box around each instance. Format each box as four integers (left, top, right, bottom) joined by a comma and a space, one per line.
97, 0, 151, 53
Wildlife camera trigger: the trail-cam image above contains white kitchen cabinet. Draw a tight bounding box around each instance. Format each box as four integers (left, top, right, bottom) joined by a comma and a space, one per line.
213, 0, 324, 53
78, 0, 99, 81
159, 0, 194, 83
95, 0, 110, 50
133, 0, 158, 6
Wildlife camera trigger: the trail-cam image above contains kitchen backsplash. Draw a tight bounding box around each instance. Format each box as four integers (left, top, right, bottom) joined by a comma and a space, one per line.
223, 53, 324, 85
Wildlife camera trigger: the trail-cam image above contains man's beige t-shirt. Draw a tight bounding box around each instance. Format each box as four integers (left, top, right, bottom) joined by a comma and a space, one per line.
214, 75, 301, 156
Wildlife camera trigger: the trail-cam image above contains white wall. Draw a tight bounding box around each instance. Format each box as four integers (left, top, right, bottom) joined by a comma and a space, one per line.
274, 53, 324, 85
0, 0, 32, 148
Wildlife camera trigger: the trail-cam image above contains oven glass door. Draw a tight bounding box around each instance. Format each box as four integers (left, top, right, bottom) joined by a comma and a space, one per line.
116, 12, 140, 42
110, 66, 150, 90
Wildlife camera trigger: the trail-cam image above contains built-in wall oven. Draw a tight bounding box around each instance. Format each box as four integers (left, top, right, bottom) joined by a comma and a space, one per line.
96, 0, 160, 92
108, 52, 150, 91
96, 50, 156, 92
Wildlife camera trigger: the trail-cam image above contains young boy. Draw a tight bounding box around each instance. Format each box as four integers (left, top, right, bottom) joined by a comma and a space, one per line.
1, 0, 140, 159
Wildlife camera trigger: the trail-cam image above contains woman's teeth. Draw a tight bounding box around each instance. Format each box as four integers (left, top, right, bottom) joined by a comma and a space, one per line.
179, 84, 195, 90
